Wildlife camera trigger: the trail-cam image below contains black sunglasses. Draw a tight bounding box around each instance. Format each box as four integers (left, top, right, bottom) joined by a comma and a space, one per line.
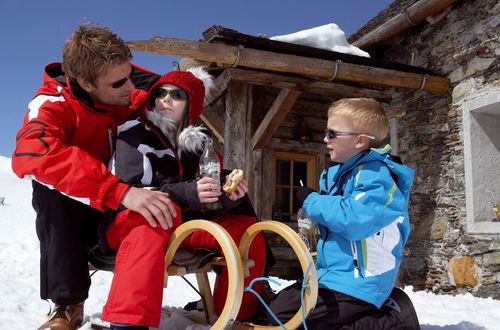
153, 88, 188, 101
324, 129, 375, 140
101, 67, 135, 89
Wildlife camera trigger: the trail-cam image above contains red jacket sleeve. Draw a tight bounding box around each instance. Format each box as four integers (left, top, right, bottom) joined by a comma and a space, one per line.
11, 90, 129, 212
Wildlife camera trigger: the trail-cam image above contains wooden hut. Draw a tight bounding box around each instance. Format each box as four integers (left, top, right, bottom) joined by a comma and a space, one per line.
128, 0, 500, 295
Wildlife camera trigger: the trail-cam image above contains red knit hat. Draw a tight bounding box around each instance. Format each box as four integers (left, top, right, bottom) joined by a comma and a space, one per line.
148, 67, 213, 125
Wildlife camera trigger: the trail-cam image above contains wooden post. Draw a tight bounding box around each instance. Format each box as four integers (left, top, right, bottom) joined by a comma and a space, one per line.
224, 81, 249, 170
260, 149, 274, 220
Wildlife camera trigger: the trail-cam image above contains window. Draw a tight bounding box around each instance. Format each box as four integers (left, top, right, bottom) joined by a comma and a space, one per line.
462, 91, 500, 233
273, 152, 316, 222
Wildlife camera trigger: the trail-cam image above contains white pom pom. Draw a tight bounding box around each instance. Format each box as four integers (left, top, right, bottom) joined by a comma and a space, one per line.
186, 67, 215, 100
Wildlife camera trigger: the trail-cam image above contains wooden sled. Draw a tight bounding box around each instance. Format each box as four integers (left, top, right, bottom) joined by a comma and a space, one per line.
90, 220, 318, 330
163, 220, 318, 330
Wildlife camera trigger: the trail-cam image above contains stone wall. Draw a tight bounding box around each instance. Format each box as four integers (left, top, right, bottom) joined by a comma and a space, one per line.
367, 0, 499, 298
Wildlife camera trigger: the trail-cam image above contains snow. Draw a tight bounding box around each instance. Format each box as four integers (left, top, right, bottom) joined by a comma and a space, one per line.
270, 23, 370, 58
2, 154, 500, 330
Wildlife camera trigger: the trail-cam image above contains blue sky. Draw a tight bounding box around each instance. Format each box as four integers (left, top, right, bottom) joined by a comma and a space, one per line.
0, 0, 393, 157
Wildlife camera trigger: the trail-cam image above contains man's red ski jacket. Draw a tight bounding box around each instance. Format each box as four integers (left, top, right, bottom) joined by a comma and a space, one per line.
11, 62, 159, 212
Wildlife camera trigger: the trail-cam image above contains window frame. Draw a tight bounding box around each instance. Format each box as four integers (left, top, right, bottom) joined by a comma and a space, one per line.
273, 151, 317, 220
462, 90, 500, 233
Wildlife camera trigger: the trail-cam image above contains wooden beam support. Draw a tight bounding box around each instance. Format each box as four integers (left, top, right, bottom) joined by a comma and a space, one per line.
251, 89, 301, 150
226, 68, 392, 101
224, 81, 249, 169
197, 70, 233, 144
352, 0, 461, 50
206, 69, 231, 106
199, 112, 224, 144
128, 37, 449, 92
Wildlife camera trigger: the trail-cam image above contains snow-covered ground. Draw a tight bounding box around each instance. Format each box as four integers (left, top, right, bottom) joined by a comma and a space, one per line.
1, 155, 500, 330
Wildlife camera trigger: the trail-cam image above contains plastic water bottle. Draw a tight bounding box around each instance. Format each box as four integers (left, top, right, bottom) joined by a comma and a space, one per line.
297, 208, 318, 253
199, 138, 221, 211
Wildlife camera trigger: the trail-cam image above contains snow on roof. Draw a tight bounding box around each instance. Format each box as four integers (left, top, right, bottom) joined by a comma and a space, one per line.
270, 23, 370, 58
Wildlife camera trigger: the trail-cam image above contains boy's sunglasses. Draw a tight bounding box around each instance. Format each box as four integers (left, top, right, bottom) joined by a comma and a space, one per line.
324, 129, 375, 140
153, 88, 188, 101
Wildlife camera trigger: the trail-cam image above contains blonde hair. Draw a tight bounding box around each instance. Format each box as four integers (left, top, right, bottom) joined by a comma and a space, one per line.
327, 98, 388, 145
62, 23, 132, 85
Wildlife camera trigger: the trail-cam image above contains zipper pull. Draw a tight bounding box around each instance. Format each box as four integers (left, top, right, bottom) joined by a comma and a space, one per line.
353, 258, 360, 278
351, 241, 360, 278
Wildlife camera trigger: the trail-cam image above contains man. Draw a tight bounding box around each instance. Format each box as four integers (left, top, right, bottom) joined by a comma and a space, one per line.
11, 24, 177, 330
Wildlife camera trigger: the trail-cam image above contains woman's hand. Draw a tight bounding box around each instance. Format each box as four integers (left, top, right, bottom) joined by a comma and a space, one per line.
197, 176, 222, 203
227, 179, 248, 201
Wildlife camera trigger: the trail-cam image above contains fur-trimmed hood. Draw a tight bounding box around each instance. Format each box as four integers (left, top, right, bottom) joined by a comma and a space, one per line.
148, 67, 215, 125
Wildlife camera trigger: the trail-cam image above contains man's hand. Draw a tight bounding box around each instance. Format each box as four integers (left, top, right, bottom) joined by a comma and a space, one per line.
227, 179, 248, 201
121, 186, 177, 229
197, 177, 222, 203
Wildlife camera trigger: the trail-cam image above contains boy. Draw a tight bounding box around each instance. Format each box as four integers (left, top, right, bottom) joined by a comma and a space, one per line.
266, 98, 420, 329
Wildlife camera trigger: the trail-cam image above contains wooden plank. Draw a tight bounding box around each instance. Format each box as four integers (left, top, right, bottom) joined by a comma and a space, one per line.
206, 69, 231, 106
246, 86, 265, 210
251, 89, 301, 150
262, 95, 330, 119
260, 149, 274, 220
200, 100, 225, 144
353, 0, 461, 50
273, 125, 325, 143
267, 138, 327, 154
198, 70, 232, 144
227, 68, 392, 101
202, 25, 431, 75
224, 81, 249, 169
128, 37, 450, 92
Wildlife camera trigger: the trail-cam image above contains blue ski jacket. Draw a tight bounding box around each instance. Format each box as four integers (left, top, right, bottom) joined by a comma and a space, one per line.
303, 145, 414, 308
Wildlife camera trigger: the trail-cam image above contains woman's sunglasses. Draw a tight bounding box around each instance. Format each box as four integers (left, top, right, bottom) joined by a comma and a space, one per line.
324, 129, 375, 140
153, 88, 188, 101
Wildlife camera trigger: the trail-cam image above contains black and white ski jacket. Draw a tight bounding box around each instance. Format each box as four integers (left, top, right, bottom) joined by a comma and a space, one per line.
112, 116, 256, 221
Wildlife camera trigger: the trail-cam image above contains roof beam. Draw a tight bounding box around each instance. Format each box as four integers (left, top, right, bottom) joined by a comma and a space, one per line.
128, 37, 449, 92
226, 68, 392, 101
251, 89, 301, 150
352, 0, 461, 50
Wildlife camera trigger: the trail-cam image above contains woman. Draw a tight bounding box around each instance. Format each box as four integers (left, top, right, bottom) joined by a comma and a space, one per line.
101, 68, 266, 330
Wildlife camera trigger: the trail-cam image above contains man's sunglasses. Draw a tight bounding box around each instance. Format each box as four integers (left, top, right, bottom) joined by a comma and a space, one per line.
324, 129, 375, 140
153, 88, 188, 101
99, 67, 135, 89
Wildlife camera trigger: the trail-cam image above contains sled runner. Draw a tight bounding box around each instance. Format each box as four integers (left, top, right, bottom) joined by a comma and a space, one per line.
90, 220, 318, 330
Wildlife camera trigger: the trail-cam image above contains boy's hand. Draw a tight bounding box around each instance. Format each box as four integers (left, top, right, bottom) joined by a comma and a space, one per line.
297, 186, 315, 207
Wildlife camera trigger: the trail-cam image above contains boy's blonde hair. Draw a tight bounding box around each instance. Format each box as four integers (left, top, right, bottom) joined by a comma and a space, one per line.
328, 98, 388, 145
62, 23, 132, 85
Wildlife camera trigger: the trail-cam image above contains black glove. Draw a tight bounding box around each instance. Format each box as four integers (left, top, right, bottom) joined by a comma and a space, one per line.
296, 186, 315, 207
